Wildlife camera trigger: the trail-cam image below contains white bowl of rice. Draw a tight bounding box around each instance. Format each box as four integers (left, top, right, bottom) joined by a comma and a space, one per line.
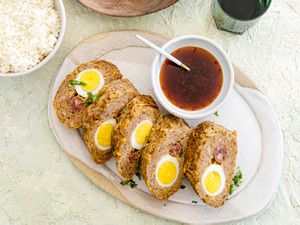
0, 0, 66, 77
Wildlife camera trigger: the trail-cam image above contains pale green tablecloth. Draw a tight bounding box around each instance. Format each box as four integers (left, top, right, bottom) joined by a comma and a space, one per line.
0, 0, 299, 224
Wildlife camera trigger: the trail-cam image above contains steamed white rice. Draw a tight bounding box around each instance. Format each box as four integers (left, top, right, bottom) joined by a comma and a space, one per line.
0, 0, 61, 74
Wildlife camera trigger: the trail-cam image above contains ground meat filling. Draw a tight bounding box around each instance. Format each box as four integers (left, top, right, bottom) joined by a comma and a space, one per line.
68, 96, 84, 113
169, 142, 181, 157
128, 149, 140, 163
213, 145, 227, 163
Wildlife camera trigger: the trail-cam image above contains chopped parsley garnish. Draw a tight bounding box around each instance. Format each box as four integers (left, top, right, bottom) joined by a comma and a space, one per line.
233, 167, 243, 186
129, 181, 137, 188
120, 179, 137, 189
229, 167, 243, 195
179, 148, 184, 157
180, 185, 186, 189
84, 92, 102, 106
135, 171, 141, 180
87, 92, 101, 101
192, 200, 198, 204
84, 101, 93, 106
68, 79, 86, 87
120, 180, 129, 185
229, 184, 234, 195
214, 111, 219, 117
163, 203, 166, 207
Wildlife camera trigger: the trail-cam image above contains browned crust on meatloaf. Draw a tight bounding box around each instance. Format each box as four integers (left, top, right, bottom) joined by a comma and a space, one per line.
141, 114, 192, 200
53, 60, 122, 129
112, 95, 160, 179
82, 79, 138, 164
184, 121, 237, 208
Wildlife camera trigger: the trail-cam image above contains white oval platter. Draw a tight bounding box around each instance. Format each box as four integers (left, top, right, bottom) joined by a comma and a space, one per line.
48, 31, 283, 224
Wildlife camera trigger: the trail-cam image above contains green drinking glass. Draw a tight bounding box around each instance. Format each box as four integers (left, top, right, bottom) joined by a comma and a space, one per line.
212, 0, 272, 34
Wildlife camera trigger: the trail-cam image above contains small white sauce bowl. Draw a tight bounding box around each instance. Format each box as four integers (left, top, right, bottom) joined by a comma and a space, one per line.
151, 35, 234, 120
0, 0, 66, 78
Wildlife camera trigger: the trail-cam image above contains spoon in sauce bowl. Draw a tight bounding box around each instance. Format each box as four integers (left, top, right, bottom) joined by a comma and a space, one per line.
136, 35, 191, 72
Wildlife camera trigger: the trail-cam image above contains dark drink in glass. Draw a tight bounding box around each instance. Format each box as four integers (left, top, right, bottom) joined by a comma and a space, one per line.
212, 0, 271, 34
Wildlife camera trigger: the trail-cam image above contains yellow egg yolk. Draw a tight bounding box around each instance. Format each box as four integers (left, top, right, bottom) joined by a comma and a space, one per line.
157, 161, 177, 185
135, 122, 152, 145
204, 171, 221, 194
80, 70, 100, 91
96, 123, 114, 147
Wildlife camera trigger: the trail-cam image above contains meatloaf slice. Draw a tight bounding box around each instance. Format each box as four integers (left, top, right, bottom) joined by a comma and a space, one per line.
112, 95, 160, 179
141, 114, 192, 200
82, 79, 138, 164
184, 121, 238, 207
53, 60, 122, 129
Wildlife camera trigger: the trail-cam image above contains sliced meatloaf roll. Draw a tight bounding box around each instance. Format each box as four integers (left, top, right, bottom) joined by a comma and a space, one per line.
184, 121, 238, 208
53, 60, 122, 129
112, 95, 160, 179
141, 114, 192, 200
82, 79, 138, 164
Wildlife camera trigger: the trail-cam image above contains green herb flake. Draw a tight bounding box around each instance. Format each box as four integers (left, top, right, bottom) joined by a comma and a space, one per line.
135, 171, 141, 181
120, 179, 137, 189
84, 101, 92, 106
233, 167, 243, 187
84, 92, 102, 106
192, 200, 198, 204
229, 184, 234, 195
129, 180, 137, 189
229, 167, 243, 195
87, 92, 101, 101
214, 111, 219, 117
120, 180, 129, 185
68, 79, 86, 87
163, 203, 166, 207
179, 148, 184, 157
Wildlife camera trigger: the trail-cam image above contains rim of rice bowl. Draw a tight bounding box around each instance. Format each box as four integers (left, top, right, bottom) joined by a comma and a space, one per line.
0, 0, 66, 77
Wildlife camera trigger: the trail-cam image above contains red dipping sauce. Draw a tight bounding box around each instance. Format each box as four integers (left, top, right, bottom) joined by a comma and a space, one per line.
160, 46, 223, 111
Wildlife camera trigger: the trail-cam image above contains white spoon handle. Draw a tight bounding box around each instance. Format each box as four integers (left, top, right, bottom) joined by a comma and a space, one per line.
136, 34, 190, 71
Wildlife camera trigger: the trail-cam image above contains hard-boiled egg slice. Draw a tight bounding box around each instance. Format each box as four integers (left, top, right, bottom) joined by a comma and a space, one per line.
94, 119, 117, 151
130, 120, 153, 150
201, 164, 226, 196
75, 69, 104, 98
155, 155, 179, 188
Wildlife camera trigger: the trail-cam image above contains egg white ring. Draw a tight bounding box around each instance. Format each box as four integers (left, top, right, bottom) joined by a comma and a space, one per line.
94, 119, 117, 151
155, 155, 179, 188
130, 119, 153, 150
75, 69, 104, 98
201, 164, 226, 197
